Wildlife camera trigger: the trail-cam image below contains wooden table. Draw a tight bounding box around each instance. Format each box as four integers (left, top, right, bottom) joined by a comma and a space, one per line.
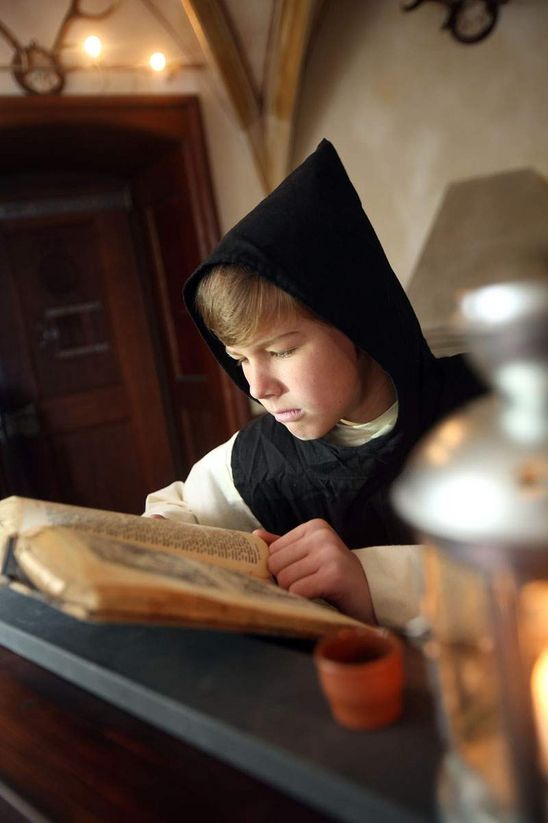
0, 647, 332, 822
0, 589, 443, 822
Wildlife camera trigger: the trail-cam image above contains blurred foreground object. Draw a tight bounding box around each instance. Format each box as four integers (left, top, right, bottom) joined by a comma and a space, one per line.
393, 281, 548, 821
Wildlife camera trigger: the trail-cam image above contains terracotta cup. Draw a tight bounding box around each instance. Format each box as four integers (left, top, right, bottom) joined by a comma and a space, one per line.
314, 626, 404, 730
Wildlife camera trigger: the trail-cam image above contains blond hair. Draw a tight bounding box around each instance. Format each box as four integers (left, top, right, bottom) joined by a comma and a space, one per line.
194, 264, 314, 347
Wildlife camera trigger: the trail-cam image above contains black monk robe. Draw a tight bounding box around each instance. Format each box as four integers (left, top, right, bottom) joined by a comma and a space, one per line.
183, 140, 485, 547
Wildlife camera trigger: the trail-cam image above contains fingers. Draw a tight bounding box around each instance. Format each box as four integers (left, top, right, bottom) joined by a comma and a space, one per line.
266, 521, 326, 578
253, 528, 280, 546
267, 538, 308, 575
267, 518, 332, 555
266, 519, 345, 593
288, 569, 335, 600
263, 519, 376, 623
272, 553, 320, 591
279, 554, 351, 601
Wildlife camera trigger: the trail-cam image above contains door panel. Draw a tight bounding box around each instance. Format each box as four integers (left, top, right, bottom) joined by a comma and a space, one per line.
4, 218, 122, 398
0, 202, 174, 514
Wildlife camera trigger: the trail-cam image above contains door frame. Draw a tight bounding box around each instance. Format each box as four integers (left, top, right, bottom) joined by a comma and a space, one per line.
0, 95, 250, 486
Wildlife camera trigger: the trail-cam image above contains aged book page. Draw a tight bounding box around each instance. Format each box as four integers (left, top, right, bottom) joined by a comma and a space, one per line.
0, 496, 269, 579
14, 526, 361, 637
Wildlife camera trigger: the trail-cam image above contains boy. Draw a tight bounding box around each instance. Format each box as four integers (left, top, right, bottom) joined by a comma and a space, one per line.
145, 140, 484, 627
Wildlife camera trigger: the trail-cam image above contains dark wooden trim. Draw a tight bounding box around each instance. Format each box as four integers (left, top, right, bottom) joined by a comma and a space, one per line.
0, 646, 330, 822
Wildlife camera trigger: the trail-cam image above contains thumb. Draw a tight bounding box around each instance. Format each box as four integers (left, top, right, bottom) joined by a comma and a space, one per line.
253, 528, 280, 546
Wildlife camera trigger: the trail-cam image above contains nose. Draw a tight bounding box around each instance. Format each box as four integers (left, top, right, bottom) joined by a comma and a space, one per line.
245, 362, 281, 401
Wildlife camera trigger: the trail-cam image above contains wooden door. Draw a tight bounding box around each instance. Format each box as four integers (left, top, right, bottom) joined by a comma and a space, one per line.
0, 96, 251, 509
0, 190, 174, 514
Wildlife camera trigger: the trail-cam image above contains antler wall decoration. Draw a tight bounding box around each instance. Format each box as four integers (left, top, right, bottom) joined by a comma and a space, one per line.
0, 0, 120, 95
401, 0, 508, 44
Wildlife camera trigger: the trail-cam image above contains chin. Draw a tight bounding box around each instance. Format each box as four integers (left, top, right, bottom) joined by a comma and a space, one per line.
286, 423, 332, 441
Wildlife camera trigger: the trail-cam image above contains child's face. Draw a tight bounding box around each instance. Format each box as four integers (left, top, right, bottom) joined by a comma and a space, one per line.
225, 314, 394, 440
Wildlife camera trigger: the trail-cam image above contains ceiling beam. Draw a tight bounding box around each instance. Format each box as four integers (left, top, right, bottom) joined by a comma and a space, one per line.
181, 0, 323, 193
180, 0, 268, 191
264, 0, 323, 189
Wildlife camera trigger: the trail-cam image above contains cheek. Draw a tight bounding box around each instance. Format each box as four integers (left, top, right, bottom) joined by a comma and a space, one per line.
300, 354, 358, 404
319, 350, 359, 387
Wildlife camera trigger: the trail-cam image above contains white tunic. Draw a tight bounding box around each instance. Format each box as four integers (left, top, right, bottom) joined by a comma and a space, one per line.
144, 405, 424, 630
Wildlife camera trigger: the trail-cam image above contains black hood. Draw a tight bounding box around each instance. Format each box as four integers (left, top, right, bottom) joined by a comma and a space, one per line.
183, 139, 487, 544
184, 140, 446, 429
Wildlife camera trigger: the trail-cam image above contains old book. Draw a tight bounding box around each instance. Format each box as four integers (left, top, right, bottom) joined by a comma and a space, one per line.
0, 496, 362, 638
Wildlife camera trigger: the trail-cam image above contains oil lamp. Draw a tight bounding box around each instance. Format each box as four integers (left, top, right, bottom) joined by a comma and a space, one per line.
393, 280, 548, 822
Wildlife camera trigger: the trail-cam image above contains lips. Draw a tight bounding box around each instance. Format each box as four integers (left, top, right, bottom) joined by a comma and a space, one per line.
272, 408, 303, 423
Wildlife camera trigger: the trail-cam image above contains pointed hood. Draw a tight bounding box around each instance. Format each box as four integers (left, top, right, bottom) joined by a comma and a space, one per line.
184, 140, 466, 433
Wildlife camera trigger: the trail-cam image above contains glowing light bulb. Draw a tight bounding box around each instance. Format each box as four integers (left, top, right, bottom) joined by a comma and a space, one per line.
149, 52, 167, 72
83, 35, 102, 60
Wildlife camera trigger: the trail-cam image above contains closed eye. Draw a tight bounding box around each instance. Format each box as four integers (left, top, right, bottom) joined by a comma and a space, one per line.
226, 347, 297, 366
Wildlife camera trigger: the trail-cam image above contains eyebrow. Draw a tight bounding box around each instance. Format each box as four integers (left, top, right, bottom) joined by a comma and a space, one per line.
225, 331, 299, 358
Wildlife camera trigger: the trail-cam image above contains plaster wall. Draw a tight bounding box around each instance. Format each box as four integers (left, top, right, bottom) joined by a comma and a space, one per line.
293, 0, 548, 286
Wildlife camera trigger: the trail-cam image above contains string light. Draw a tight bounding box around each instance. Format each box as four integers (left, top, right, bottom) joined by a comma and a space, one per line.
83, 35, 102, 60
0, 2, 205, 92
149, 51, 167, 72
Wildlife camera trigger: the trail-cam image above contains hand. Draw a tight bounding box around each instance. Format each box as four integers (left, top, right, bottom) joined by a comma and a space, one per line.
149, 514, 166, 520
253, 519, 376, 624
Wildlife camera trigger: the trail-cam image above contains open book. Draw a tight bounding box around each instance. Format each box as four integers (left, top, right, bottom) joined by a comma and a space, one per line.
0, 496, 362, 638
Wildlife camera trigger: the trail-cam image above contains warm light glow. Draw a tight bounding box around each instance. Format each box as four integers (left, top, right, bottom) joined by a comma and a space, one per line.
425, 420, 467, 466
462, 286, 518, 324
531, 647, 548, 776
83, 35, 102, 59
149, 52, 167, 72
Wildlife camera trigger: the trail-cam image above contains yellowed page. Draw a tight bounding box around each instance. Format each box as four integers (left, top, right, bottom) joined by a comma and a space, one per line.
0, 496, 23, 573
0, 496, 269, 579
15, 526, 361, 638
